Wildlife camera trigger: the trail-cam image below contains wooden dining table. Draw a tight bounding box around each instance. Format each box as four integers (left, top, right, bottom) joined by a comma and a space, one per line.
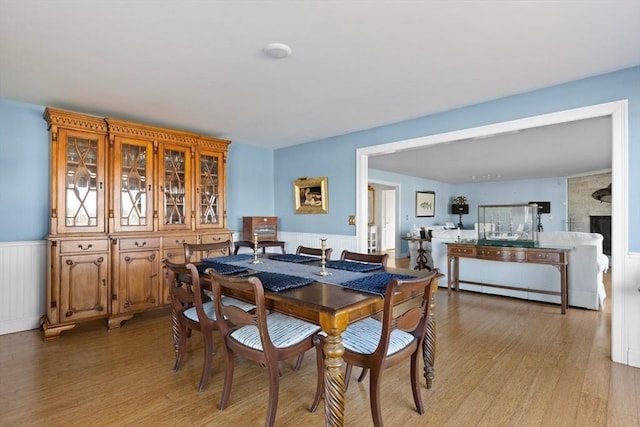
178, 256, 441, 427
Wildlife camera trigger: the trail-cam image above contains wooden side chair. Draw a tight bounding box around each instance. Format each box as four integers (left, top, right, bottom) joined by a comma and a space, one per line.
340, 249, 389, 269
296, 245, 333, 260
164, 261, 254, 392
184, 240, 232, 263
206, 269, 321, 427
310, 269, 439, 427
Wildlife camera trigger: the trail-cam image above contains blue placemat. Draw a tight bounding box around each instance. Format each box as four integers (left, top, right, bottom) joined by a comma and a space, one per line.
198, 260, 249, 275
326, 260, 383, 273
208, 254, 254, 263
340, 272, 415, 296
269, 254, 318, 263
250, 272, 315, 292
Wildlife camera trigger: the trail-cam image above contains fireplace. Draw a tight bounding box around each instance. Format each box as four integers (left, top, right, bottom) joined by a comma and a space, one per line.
590, 215, 611, 255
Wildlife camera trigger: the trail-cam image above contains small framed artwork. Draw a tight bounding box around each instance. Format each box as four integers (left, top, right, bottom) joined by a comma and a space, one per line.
293, 176, 329, 214
416, 191, 435, 217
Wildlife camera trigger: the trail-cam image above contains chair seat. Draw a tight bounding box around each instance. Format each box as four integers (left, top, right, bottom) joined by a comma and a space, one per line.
230, 312, 320, 350
342, 317, 415, 356
183, 297, 255, 322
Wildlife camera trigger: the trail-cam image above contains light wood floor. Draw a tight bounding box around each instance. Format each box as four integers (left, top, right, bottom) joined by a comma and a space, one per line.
1, 268, 637, 426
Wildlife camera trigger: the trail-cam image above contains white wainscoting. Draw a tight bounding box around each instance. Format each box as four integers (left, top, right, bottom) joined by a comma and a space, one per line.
0, 241, 46, 335
232, 231, 357, 258
626, 253, 640, 368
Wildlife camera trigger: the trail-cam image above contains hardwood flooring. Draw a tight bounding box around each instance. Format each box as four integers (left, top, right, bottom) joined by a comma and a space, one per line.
1, 269, 637, 426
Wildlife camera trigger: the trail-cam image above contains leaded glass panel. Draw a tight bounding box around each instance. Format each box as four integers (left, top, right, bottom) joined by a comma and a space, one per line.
164, 149, 186, 225
199, 154, 219, 224
65, 136, 98, 227
120, 144, 148, 226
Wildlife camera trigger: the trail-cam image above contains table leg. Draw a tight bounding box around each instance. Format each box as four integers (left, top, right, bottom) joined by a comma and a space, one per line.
423, 278, 438, 388
423, 311, 436, 389
319, 313, 348, 427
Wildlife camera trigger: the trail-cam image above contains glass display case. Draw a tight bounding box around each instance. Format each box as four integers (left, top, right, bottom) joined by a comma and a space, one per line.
477, 203, 539, 247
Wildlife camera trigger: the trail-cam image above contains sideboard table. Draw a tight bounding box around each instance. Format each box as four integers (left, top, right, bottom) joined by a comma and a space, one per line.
446, 242, 571, 314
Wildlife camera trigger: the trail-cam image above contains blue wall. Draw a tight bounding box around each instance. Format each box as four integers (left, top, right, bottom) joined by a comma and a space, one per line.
226, 144, 275, 233
0, 99, 49, 241
274, 66, 639, 251
452, 176, 568, 232
1, 66, 638, 251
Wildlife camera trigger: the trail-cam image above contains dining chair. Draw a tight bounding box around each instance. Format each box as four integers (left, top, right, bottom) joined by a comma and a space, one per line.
296, 245, 333, 260
206, 269, 321, 427
340, 249, 389, 269
310, 269, 439, 427
184, 240, 232, 263
164, 260, 254, 392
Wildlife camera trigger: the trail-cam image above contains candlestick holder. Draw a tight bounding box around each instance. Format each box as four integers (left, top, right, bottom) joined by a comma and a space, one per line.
315, 237, 331, 276
250, 232, 262, 264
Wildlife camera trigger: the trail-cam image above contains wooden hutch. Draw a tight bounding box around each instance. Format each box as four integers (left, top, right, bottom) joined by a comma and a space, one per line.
42, 108, 231, 340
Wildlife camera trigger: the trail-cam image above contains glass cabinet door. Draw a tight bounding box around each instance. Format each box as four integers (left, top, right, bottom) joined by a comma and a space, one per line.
196, 150, 225, 228
159, 144, 191, 230
113, 138, 154, 232
58, 129, 106, 233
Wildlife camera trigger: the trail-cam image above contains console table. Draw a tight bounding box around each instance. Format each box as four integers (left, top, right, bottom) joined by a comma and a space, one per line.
446, 242, 571, 314
234, 240, 286, 255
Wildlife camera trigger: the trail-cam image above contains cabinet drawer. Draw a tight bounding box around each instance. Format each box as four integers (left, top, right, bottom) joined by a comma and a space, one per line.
448, 246, 476, 256
118, 237, 161, 251
477, 247, 526, 261
162, 234, 198, 249
527, 251, 562, 263
200, 232, 232, 245
60, 239, 109, 254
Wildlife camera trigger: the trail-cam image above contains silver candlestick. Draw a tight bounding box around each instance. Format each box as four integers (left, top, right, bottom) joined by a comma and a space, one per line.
315, 237, 331, 276
250, 232, 262, 264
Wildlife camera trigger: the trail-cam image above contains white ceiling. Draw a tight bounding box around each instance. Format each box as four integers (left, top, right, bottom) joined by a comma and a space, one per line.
1, 1, 639, 183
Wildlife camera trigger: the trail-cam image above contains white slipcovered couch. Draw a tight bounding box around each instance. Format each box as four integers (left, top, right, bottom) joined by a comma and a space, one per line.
430, 229, 608, 310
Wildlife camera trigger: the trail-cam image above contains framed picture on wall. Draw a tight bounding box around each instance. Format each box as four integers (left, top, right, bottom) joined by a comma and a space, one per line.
293, 176, 329, 214
416, 191, 435, 217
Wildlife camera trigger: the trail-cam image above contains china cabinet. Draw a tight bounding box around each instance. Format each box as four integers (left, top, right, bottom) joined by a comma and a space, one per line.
42, 108, 231, 340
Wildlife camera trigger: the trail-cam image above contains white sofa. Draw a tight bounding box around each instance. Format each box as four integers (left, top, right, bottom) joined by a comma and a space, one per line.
430, 229, 608, 310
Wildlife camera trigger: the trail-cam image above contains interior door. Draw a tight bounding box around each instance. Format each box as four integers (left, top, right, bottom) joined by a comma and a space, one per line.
380, 189, 396, 251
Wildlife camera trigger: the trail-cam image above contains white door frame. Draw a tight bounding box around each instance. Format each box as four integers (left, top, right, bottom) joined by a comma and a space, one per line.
356, 100, 629, 365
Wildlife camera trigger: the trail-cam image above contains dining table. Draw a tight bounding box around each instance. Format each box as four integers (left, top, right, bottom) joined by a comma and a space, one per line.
178, 253, 441, 427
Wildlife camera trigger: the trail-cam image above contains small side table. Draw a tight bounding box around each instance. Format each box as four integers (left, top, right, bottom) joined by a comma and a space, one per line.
401, 236, 432, 271
234, 240, 286, 255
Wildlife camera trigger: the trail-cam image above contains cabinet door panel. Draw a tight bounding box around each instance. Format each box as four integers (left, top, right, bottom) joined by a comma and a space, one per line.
59, 253, 109, 322
195, 150, 225, 228
113, 138, 154, 232
159, 144, 192, 230
57, 129, 106, 234
118, 250, 160, 312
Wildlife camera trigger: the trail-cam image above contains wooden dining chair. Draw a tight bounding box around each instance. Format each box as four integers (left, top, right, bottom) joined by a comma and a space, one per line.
310, 269, 439, 427
164, 260, 254, 392
184, 240, 232, 263
206, 269, 321, 427
296, 245, 333, 260
340, 249, 389, 269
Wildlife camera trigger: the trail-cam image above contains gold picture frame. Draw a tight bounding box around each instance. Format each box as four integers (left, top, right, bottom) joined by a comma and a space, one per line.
368, 185, 375, 225
293, 176, 329, 214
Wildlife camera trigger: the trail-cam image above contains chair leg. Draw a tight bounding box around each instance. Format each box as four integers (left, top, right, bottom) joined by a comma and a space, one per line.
410, 352, 425, 414
310, 336, 325, 413
174, 323, 188, 372
369, 368, 384, 427
265, 361, 280, 427
294, 352, 304, 370
197, 331, 215, 392
219, 347, 235, 410
344, 364, 353, 392
357, 367, 369, 383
